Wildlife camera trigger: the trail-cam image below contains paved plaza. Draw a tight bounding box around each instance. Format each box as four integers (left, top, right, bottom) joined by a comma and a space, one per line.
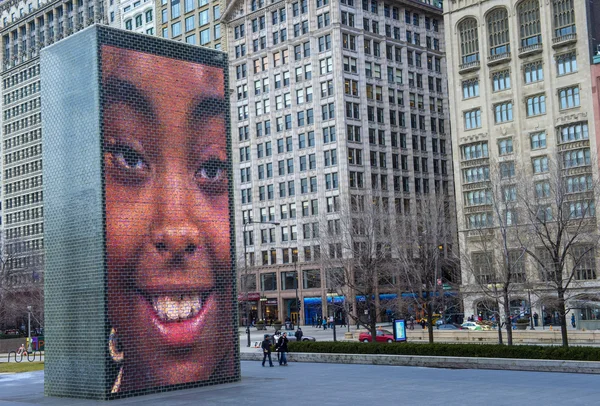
0, 361, 598, 405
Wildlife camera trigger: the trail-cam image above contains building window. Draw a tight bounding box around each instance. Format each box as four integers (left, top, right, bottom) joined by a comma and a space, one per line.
573, 246, 596, 280
464, 109, 482, 130
458, 18, 479, 65
558, 122, 588, 144
552, 0, 576, 38
518, 0, 542, 47
562, 148, 590, 168
460, 142, 488, 160
494, 102, 513, 123
526, 94, 546, 116
462, 78, 479, 99
498, 138, 513, 155
492, 70, 511, 91
558, 86, 580, 109
487, 8, 510, 56
530, 131, 546, 149
524, 61, 543, 83
532, 156, 548, 174
556, 52, 577, 75
200, 28, 210, 44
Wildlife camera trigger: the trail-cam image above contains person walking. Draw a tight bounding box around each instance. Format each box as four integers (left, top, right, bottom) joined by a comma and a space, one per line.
261, 335, 274, 367
317, 316, 322, 328
571, 314, 576, 329
322, 317, 327, 330
295, 327, 303, 341
277, 332, 289, 366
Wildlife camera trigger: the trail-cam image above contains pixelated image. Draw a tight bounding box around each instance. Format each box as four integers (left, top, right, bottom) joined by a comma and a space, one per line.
102, 44, 235, 394
42, 26, 238, 400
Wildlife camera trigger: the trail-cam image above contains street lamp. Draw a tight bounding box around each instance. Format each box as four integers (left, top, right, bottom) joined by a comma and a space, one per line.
27, 306, 32, 352
243, 220, 279, 347
294, 258, 301, 329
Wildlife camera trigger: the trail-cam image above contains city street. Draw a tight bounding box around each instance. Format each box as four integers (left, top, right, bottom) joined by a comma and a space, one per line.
0, 361, 598, 405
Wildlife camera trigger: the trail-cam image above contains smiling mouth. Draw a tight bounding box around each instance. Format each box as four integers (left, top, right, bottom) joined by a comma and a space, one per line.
139, 291, 211, 322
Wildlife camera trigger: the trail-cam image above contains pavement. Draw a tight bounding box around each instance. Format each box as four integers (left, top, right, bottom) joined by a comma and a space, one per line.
0, 361, 599, 405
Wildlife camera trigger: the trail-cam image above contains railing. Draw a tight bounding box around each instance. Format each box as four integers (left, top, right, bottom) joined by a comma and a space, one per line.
488, 52, 511, 65
519, 43, 543, 57
459, 60, 480, 73
552, 33, 577, 47
7, 350, 41, 363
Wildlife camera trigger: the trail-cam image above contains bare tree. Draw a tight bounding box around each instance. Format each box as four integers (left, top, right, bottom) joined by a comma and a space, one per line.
0, 240, 44, 332
396, 195, 459, 343
459, 163, 532, 346
518, 157, 600, 347
317, 196, 396, 342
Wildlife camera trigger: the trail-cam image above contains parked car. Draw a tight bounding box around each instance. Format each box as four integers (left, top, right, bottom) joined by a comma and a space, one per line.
359, 329, 395, 343
3, 329, 22, 336
460, 322, 482, 331
288, 335, 316, 342
437, 324, 460, 330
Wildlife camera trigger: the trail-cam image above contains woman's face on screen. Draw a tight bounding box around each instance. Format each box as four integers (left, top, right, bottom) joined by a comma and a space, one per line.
102, 46, 231, 389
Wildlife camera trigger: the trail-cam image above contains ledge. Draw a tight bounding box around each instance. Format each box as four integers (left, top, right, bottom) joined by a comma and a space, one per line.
240, 352, 600, 374
487, 52, 511, 66
552, 33, 577, 48
459, 60, 480, 74
519, 43, 543, 58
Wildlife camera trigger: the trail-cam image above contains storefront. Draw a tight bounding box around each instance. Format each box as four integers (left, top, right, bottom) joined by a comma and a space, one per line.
263, 298, 279, 324
238, 292, 260, 326
327, 295, 346, 324
303, 297, 323, 326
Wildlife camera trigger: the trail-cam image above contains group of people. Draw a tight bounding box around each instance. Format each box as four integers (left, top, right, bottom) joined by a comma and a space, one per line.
261, 328, 303, 367
311, 315, 347, 329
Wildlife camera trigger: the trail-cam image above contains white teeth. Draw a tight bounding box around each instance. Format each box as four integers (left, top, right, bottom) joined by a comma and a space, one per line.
151, 295, 203, 321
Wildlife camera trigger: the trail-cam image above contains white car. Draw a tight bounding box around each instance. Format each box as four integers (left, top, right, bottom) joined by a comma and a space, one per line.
460, 321, 482, 331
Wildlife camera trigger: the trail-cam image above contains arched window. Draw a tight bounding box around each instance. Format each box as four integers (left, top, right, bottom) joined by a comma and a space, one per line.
459, 18, 479, 65
518, 0, 541, 47
487, 8, 510, 56
553, 0, 575, 37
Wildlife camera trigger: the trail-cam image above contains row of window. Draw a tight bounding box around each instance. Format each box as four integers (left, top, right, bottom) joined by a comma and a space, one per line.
123, 9, 152, 30
458, 0, 576, 66
464, 85, 579, 130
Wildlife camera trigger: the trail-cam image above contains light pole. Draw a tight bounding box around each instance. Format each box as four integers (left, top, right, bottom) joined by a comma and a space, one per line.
243, 220, 279, 347
27, 306, 32, 352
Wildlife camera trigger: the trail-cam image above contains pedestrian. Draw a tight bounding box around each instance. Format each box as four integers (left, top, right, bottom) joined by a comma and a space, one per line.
277, 332, 289, 366
295, 327, 303, 341
329, 315, 334, 329
533, 312, 539, 327
341, 317, 347, 328
317, 316, 322, 329
261, 335, 274, 367
571, 314, 576, 328
420, 319, 426, 329
322, 317, 327, 330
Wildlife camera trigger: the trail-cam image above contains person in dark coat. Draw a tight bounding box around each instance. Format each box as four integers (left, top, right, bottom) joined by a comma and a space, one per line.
277, 332, 289, 366
295, 328, 303, 341
261, 335, 274, 367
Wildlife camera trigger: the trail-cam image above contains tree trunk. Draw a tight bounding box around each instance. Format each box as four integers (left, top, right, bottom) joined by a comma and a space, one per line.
496, 310, 503, 345
426, 301, 434, 344
369, 303, 378, 342
557, 289, 569, 347
502, 291, 513, 345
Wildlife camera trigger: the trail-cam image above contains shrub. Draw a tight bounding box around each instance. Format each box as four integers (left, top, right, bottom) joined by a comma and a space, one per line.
287, 341, 600, 362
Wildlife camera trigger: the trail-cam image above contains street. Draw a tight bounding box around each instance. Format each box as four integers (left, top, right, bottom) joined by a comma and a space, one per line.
0, 362, 598, 405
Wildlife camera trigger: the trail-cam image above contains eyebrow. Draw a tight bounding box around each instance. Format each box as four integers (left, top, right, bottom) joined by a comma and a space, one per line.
188, 96, 228, 125
103, 76, 155, 119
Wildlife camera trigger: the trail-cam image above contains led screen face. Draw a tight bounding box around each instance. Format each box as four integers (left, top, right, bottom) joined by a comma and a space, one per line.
101, 45, 235, 394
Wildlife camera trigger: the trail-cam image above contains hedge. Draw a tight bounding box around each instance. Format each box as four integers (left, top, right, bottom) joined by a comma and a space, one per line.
287, 341, 600, 362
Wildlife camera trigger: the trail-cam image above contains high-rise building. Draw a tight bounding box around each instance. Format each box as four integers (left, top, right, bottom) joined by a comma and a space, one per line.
224, 0, 454, 325
445, 0, 600, 325
120, 0, 155, 35
0, 0, 108, 284
155, 0, 224, 49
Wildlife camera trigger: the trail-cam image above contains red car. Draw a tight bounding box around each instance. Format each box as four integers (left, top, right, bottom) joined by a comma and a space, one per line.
358, 329, 395, 343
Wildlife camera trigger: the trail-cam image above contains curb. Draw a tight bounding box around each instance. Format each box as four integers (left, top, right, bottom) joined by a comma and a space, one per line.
240, 352, 600, 374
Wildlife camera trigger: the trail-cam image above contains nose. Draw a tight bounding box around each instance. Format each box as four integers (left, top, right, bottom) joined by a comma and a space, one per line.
152, 225, 201, 256
151, 174, 203, 257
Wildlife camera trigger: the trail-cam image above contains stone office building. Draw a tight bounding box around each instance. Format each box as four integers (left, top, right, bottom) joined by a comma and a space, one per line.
223, 0, 454, 325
